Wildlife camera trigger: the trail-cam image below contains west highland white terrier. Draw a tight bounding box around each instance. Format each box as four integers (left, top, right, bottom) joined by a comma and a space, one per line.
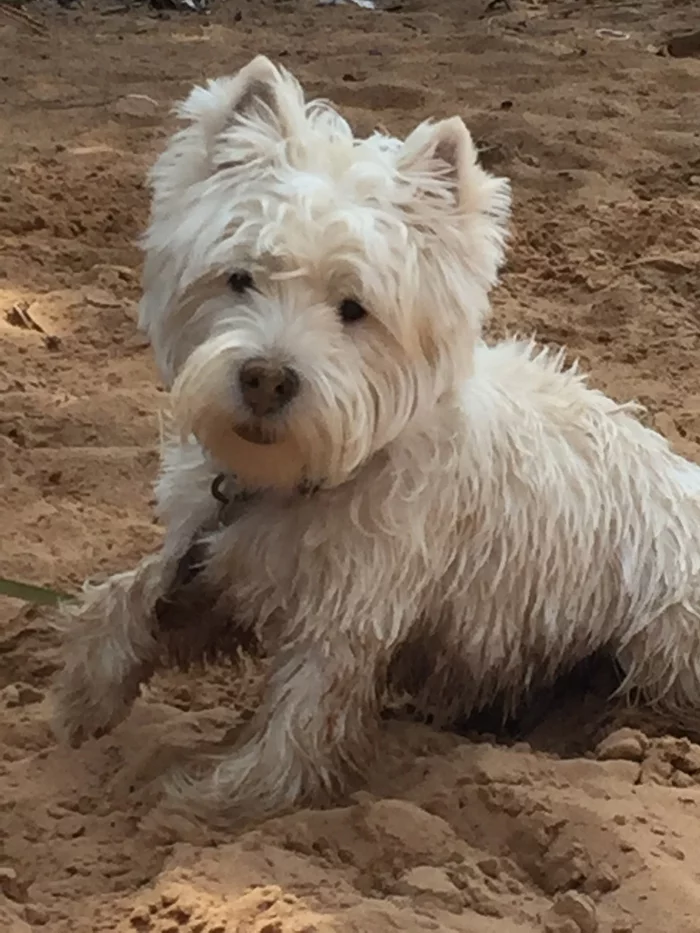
52, 55, 700, 824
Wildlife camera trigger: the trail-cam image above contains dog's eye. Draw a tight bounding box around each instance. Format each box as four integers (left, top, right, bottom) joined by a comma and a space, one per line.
338, 299, 367, 324
228, 271, 254, 294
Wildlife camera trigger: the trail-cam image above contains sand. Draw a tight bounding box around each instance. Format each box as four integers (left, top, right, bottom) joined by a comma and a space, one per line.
1, 0, 700, 929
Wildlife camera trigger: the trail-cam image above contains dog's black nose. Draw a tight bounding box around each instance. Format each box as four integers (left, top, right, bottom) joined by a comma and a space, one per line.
238, 358, 300, 417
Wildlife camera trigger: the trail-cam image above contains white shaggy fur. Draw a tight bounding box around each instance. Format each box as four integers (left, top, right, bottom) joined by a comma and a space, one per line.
52, 55, 700, 824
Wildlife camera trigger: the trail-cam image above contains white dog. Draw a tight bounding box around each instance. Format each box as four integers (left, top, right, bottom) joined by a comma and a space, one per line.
51, 55, 700, 824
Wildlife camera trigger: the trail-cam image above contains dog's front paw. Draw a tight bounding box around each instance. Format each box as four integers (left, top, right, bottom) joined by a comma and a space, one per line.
49, 559, 164, 748
51, 664, 144, 748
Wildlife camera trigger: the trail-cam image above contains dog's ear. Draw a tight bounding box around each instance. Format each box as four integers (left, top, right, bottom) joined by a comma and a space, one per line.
398, 117, 510, 226
174, 55, 301, 174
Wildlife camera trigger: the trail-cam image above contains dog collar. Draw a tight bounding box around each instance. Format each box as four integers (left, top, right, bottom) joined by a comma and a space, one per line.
210, 471, 321, 515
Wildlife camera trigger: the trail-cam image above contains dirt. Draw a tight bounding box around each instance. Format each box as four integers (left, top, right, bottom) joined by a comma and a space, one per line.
1, 0, 700, 929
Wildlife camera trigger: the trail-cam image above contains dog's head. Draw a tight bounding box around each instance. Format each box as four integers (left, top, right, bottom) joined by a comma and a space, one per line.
140, 55, 510, 491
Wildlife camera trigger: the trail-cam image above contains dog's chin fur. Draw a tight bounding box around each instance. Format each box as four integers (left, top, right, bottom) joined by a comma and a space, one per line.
51, 55, 700, 828
195, 419, 309, 492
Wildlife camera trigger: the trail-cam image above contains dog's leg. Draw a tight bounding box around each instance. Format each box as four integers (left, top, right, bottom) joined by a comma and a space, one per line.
165, 636, 384, 824
51, 552, 167, 747
615, 605, 700, 723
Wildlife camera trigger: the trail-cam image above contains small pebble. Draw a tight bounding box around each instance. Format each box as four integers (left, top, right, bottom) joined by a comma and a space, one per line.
587, 862, 620, 894
545, 920, 580, 933
24, 904, 50, 926
672, 742, 700, 774
595, 728, 646, 763
17, 684, 44, 705
0, 865, 25, 903
477, 856, 500, 879
659, 840, 686, 860
552, 891, 598, 933
129, 905, 152, 929
3, 685, 20, 708
396, 865, 462, 908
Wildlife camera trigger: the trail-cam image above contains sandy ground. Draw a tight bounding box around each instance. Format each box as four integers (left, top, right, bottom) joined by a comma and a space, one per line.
1, 0, 700, 929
